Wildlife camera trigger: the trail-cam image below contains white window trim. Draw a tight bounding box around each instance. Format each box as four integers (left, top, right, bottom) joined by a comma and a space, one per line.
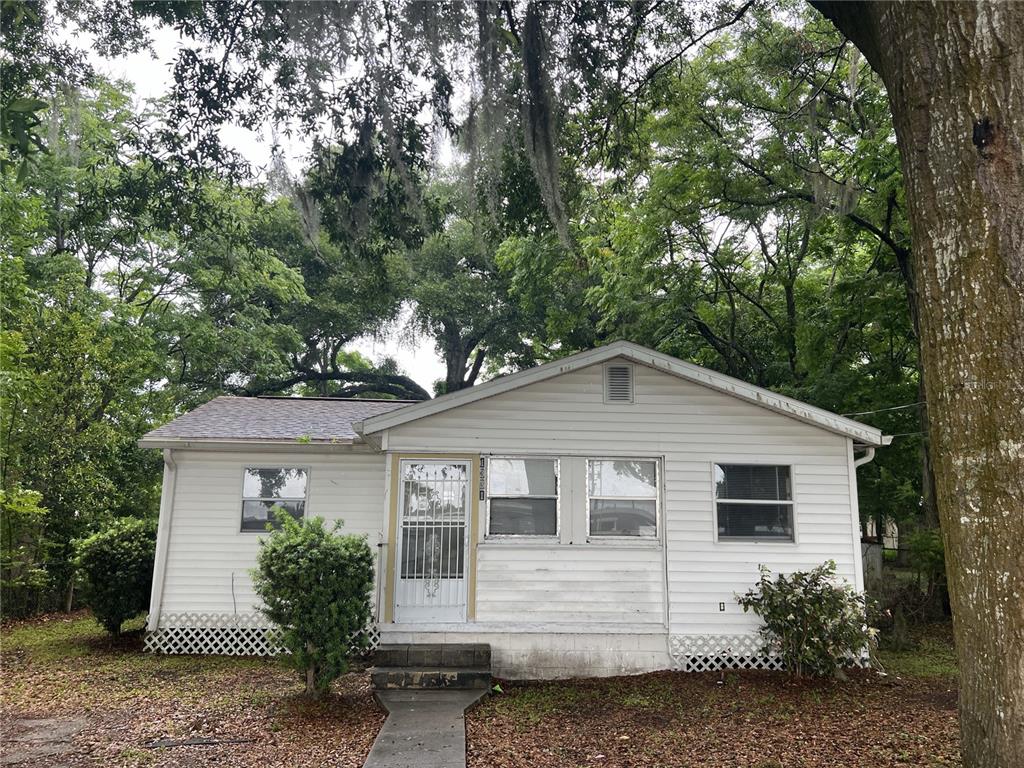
711, 461, 799, 545
239, 465, 310, 534
484, 456, 560, 540
585, 457, 661, 543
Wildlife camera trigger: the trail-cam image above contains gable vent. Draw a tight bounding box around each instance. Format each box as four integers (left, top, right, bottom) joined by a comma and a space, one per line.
605, 363, 634, 403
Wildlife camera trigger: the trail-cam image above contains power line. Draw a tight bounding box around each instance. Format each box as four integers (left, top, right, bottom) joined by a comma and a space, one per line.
843, 401, 924, 417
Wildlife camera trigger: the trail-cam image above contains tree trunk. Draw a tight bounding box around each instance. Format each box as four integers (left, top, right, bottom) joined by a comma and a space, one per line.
918, 374, 940, 528
812, 3, 1024, 765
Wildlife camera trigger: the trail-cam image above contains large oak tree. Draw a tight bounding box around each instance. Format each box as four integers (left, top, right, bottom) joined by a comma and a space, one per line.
811, 3, 1024, 764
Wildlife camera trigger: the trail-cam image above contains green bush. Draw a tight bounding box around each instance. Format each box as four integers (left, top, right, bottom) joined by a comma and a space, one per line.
251, 513, 374, 696
74, 518, 156, 635
737, 560, 876, 677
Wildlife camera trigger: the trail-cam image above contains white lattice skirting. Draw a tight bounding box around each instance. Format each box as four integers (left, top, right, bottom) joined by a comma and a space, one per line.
669, 634, 786, 672
144, 612, 381, 657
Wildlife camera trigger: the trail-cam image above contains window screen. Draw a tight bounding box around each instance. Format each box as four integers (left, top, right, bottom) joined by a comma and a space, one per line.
487, 458, 558, 535
241, 468, 307, 531
715, 464, 794, 540
587, 459, 658, 537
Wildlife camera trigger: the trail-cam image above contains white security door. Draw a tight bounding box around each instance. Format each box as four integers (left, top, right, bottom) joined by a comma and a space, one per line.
394, 460, 470, 623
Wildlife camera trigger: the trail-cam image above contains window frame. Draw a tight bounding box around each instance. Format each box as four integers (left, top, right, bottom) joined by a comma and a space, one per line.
484, 455, 561, 539
239, 465, 310, 533
585, 456, 661, 541
711, 462, 798, 544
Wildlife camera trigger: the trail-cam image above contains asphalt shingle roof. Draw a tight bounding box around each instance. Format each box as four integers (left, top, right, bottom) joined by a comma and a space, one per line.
141, 396, 414, 444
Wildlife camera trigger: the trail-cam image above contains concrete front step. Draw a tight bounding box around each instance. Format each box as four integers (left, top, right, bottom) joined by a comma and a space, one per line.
373, 643, 491, 669
370, 666, 492, 690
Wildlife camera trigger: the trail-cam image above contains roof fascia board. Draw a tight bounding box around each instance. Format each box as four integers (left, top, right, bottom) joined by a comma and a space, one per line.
358, 341, 885, 446
137, 438, 377, 454
622, 346, 885, 446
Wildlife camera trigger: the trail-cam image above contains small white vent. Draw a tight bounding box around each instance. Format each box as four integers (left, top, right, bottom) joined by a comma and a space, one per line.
605, 363, 634, 403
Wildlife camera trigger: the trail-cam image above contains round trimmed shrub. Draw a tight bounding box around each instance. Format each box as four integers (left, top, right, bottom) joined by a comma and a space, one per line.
251, 513, 374, 696
75, 518, 157, 635
737, 560, 876, 677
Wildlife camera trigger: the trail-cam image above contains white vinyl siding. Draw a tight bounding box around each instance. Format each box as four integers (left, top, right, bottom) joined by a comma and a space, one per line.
385, 357, 858, 636
473, 544, 665, 624
158, 450, 385, 614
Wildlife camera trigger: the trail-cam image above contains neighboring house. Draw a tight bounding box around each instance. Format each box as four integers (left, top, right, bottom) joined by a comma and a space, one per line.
139, 341, 889, 679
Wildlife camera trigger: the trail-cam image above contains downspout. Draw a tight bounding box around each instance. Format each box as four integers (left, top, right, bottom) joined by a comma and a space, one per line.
147, 449, 177, 632
850, 440, 883, 664
854, 446, 876, 468
848, 441, 884, 598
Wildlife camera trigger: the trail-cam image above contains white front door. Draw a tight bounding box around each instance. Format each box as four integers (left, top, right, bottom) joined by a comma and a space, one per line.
394, 460, 471, 623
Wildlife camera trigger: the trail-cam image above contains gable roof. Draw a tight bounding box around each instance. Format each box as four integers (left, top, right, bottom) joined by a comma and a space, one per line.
139, 396, 414, 447
357, 341, 890, 447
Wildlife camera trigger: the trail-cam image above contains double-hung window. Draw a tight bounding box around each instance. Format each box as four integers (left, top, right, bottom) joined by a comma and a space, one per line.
241, 467, 307, 531
587, 459, 659, 537
715, 464, 794, 541
486, 457, 558, 536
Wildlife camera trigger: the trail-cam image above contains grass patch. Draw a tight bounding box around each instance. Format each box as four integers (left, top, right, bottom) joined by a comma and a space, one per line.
488, 681, 592, 725
3, 611, 147, 661
879, 622, 958, 679
1, 610, 281, 710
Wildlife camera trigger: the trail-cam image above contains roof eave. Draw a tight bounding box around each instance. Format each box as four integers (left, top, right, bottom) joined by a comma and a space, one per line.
358, 341, 887, 446
137, 437, 373, 453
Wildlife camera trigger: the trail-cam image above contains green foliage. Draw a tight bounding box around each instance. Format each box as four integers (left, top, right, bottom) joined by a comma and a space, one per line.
74, 518, 157, 635
737, 561, 876, 678
907, 529, 945, 585
0, 487, 50, 616
872, 529, 948, 641
408, 213, 536, 393
1, 76, 427, 617
496, 4, 924, 533
251, 513, 375, 696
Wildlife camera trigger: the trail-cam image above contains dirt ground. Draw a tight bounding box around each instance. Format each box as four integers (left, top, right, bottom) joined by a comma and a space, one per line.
0, 612, 384, 767
1, 612, 959, 767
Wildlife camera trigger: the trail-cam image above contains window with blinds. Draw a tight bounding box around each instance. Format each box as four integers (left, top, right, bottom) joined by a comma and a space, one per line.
714, 464, 794, 541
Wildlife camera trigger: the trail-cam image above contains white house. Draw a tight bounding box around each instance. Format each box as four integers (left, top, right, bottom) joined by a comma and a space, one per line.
139, 341, 889, 679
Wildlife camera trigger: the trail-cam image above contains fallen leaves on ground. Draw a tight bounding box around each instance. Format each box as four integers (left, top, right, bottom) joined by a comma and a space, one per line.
0, 612, 385, 767
2, 612, 962, 767
467, 668, 960, 768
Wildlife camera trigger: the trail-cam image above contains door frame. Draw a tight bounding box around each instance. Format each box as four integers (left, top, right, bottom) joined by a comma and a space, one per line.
383, 453, 480, 623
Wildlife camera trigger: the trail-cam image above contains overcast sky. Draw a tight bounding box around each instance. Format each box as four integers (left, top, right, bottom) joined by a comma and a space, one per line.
85, 24, 449, 393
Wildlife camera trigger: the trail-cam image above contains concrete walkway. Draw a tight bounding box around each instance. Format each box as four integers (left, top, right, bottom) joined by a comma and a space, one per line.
363, 690, 487, 768
2, 717, 88, 766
